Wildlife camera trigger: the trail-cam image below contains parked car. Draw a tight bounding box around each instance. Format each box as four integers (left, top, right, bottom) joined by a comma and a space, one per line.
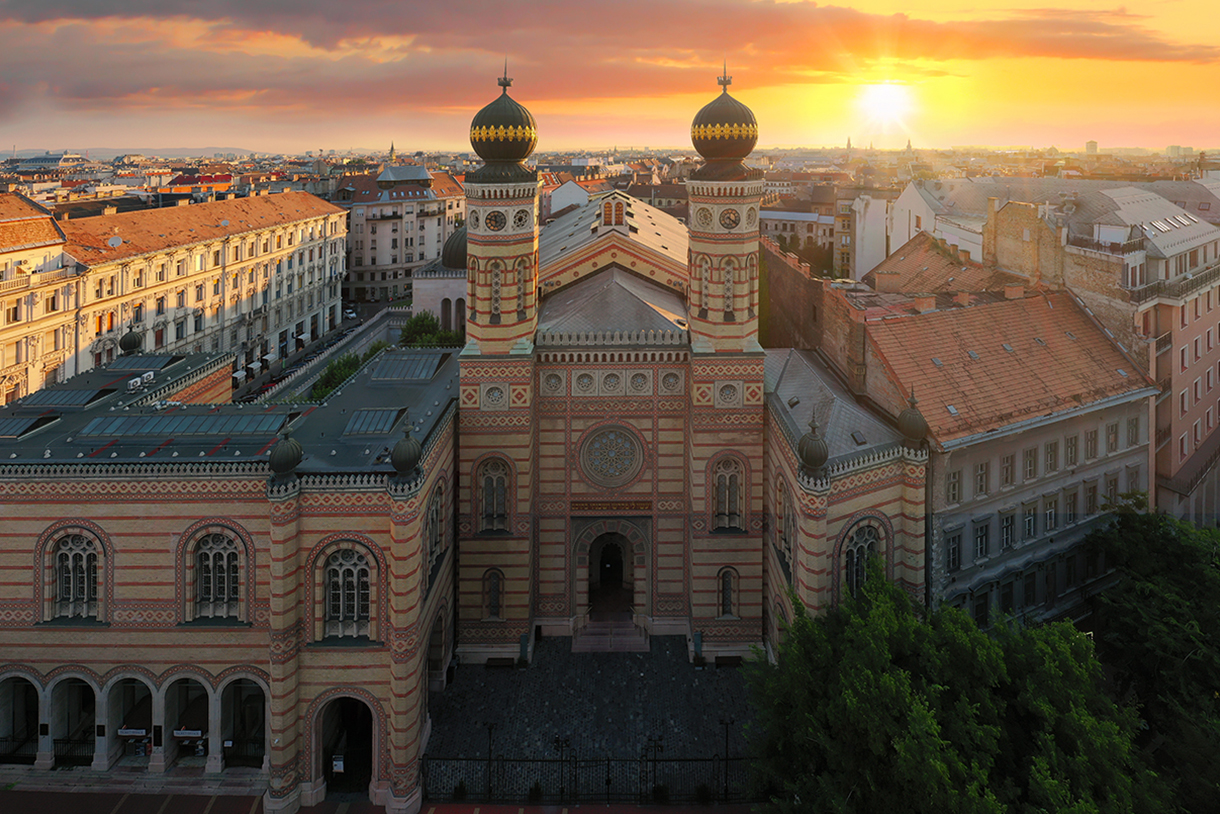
343, 309, 359, 321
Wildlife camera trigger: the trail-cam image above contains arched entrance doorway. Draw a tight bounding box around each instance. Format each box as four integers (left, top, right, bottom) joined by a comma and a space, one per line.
588, 533, 632, 620
319, 697, 373, 798
0, 676, 38, 764
221, 679, 266, 770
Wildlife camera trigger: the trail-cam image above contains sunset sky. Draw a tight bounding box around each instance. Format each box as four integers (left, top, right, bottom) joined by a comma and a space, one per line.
1, 0, 1216, 155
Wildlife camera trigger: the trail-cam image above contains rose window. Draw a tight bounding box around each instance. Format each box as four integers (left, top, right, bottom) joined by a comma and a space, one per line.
630, 373, 648, 392
582, 427, 643, 488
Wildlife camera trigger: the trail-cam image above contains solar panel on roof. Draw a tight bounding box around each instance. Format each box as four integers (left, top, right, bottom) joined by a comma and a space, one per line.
21, 388, 115, 407
370, 353, 444, 382
78, 412, 287, 437
344, 408, 404, 435
108, 355, 178, 371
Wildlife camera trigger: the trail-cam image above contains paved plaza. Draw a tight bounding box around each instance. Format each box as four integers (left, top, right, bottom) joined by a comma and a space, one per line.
427, 636, 755, 760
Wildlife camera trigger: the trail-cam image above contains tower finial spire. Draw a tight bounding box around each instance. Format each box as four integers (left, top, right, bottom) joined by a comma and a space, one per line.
718, 58, 731, 92
499, 57, 512, 90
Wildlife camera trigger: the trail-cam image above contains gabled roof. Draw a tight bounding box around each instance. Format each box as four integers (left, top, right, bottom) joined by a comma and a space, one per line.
61, 192, 344, 265
863, 231, 1021, 293
0, 193, 64, 253
536, 267, 687, 337
866, 291, 1155, 446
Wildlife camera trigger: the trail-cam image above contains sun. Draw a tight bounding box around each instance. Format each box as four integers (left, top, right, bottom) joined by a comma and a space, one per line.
857, 83, 914, 126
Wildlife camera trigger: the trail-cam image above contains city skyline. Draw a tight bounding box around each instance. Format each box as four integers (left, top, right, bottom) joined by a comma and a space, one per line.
1, 0, 1216, 154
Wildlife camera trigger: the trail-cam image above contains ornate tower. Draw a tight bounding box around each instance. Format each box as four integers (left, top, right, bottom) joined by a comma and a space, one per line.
463, 72, 540, 356
686, 70, 764, 353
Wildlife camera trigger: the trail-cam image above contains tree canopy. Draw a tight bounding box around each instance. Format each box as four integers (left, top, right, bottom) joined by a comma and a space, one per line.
1086, 504, 1220, 812
746, 563, 1162, 814
399, 311, 464, 349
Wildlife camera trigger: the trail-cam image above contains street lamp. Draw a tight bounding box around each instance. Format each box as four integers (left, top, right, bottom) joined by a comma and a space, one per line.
719, 717, 735, 801
553, 735, 571, 801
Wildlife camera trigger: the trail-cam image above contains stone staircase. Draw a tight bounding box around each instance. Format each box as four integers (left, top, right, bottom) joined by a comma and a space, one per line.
571, 618, 650, 653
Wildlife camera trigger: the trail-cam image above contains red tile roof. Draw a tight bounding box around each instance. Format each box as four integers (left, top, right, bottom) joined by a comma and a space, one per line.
61, 191, 343, 266
0, 193, 64, 253
863, 231, 1021, 293
867, 291, 1154, 445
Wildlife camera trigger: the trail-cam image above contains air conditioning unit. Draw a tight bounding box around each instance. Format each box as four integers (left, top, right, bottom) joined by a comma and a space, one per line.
141, 371, 155, 385
126, 377, 142, 393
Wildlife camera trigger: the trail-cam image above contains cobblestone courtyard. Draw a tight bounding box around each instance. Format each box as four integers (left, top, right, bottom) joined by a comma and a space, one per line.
427, 636, 755, 760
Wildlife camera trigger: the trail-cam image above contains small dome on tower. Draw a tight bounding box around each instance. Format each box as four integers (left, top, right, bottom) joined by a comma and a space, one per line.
269, 430, 303, 478
119, 329, 143, 355
691, 70, 758, 162
391, 421, 423, 478
798, 418, 829, 476
441, 224, 468, 271
898, 392, 929, 445
470, 72, 538, 163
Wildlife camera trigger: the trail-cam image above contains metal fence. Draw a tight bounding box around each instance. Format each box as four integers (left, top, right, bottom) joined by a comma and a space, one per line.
421, 754, 752, 804
0, 735, 37, 764
53, 737, 94, 766
223, 737, 265, 768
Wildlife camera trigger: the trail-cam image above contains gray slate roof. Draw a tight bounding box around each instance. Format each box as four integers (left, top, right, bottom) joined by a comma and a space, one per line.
536, 267, 688, 337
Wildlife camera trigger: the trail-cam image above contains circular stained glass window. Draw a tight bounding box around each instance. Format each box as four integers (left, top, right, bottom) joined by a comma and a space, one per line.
582, 426, 643, 488
513, 209, 531, 229
696, 208, 712, 228
470, 211, 480, 230
662, 372, 680, 391
575, 373, 595, 393
719, 384, 738, 403
603, 373, 621, 391
485, 386, 505, 406
544, 373, 562, 393
630, 373, 648, 392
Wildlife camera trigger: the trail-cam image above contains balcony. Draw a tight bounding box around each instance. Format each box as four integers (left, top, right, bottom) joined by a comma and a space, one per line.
1066, 235, 1144, 256
1129, 261, 1220, 305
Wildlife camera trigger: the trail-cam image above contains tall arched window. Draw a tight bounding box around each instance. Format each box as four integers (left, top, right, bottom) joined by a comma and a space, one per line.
614, 201, 624, 225
602, 201, 614, 226
483, 569, 503, 620
714, 458, 744, 530
479, 459, 509, 532
700, 256, 711, 311
723, 258, 736, 317
777, 481, 795, 563
425, 485, 445, 590
747, 253, 758, 315
718, 568, 738, 617
325, 549, 371, 638
516, 258, 529, 315
55, 534, 98, 619
844, 524, 880, 599
196, 532, 240, 619
489, 260, 503, 322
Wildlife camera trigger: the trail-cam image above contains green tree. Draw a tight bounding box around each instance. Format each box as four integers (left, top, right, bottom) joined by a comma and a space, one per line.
308, 341, 390, 400
747, 563, 1159, 814
1087, 505, 1220, 812
399, 311, 440, 346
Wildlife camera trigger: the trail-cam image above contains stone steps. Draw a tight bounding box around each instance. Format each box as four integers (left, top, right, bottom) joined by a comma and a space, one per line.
571, 619, 649, 653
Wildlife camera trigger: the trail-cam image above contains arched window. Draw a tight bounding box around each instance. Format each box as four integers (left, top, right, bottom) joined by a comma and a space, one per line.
325, 549, 371, 638
488, 260, 503, 322
195, 532, 240, 619
516, 258, 529, 315
714, 458, 744, 530
425, 485, 445, 589
483, 569, 503, 620
723, 258, 736, 316
747, 253, 758, 315
55, 534, 98, 619
777, 481, 795, 563
844, 524, 880, 599
614, 201, 624, 225
602, 201, 614, 226
479, 459, 509, 532
718, 568, 738, 617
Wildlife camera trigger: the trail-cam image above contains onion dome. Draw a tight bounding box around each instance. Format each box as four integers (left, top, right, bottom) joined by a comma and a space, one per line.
469, 72, 538, 164
391, 421, 423, 478
798, 418, 829, 477
118, 329, 143, 354
441, 224, 468, 271
268, 429, 303, 478
898, 392, 929, 446
691, 70, 758, 162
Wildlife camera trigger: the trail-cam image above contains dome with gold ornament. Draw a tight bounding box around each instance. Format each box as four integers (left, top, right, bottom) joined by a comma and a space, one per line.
469, 70, 538, 164
691, 68, 758, 162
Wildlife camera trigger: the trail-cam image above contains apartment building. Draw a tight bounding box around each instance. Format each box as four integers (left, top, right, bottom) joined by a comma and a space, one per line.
334, 165, 464, 303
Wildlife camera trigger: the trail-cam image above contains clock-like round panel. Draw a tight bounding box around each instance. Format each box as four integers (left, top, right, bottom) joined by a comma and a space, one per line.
720, 208, 741, 229
513, 209, 531, 229
486, 210, 506, 232
469, 211, 480, 230
696, 208, 713, 228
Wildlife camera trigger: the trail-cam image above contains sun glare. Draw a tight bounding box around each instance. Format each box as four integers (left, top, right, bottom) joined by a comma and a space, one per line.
858, 83, 913, 125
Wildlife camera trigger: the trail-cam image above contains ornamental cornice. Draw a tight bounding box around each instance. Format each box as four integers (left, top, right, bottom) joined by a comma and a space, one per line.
691, 123, 759, 141
469, 124, 538, 143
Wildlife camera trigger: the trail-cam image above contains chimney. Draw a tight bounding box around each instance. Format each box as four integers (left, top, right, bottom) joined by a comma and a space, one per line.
56, 211, 70, 222
874, 271, 901, 293
1004, 283, 1024, 300
955, 291, 972, 307
913, 294, 936, 313
176, 198, 190, 206
102, 205, 117, 216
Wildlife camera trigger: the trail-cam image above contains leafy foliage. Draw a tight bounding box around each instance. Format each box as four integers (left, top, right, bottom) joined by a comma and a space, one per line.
308, 341, 389, 400
399, 311, 464, 348
747, 562, 1160, 814
1087, 505, 1220, 812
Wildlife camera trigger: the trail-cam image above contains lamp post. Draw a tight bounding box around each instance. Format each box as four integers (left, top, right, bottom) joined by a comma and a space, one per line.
645, 732, 664, 790
484, 722, 497, 800
553, 735, 571, 801
719, 717, 734, 801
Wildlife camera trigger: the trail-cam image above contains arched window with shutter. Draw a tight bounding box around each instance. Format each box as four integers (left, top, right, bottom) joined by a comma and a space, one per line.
478, 458, 509, 532
713, 458, 744, 530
